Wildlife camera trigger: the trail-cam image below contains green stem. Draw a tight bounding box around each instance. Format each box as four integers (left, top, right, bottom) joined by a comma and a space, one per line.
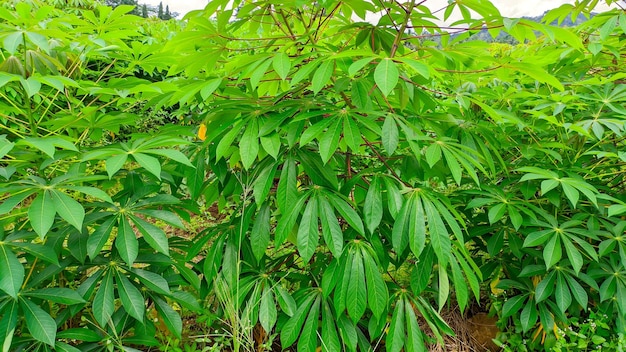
23, 87, 36, 136
390, 0, 415, 58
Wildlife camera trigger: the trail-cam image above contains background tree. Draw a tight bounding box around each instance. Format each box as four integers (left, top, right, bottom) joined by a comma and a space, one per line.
104, 0, 140, 15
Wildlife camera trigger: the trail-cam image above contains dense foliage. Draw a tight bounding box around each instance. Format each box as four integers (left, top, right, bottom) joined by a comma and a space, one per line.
1, 0, 626, 351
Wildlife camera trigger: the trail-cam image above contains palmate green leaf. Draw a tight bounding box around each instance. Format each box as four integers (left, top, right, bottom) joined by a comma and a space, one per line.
6, 242, 58, 266
608, 204, 626, 217
541, 179, 559, 195
562, 237, 583, 274
135, 209, 185, 229
375, 58, 399, 97
386, 298, 405, 352
543, 235, 562, 270
216, 122, 243, 161
93, 270, 114, 327
561, 182, 579, 208
343, 117, 362, 152
362, 249, 388, 319
20, 77, 41, 98
523, 229, 553, 247
318, 118, 342, 164
364, 177, 383, 234
599, 277, 615, 302
273, 53, 291, 81
334, 253, 352, 314
535, 271, 555, 303
56, 328, 101, 342
260, 134, 281, 160
0, 245, 24, 298
352, 79, 372, 110
400, 58, 430, 79
311, 60, 334, 94
322, 260, 339, 298
564, 274, 588, 310
275, 195, 307, 246
423, 198, 451, 269
449, 259, 469, 313
502, 295, 525, 318
19, 298, 56, 346
520, 301, 538, 333
87, 216, 116, 259
51, 190, 84, 231
441, 148, 462, 184
0, 191, 34, 214
116, 215, 138, 266
0, 300, 18, 348
296, 296, 320, 352
253, 162, 277, 204
145, 149, 194, 167
437, 265, 450, 311
326, 193, 365, 236
508, 205, 523, 230
409, 196, 426, 258
64, 186, 113, 203
24, 288, 86, 305
281, 294, 316, 349
55, 341, 83, 352
132, 152, 161, 179
425, 143, 441, 168
555, 274, 572, 313
239, 120, 259, 170
200, 78, 222, 100
337, 314, 358, 351
348, 57, 375, 77
276, 157, 298, 215
488, 203, 506, 224
319, 197, 343, 258
275, 285, 297, 317
392, 197, 411, 254
106, 154, 128, 179
538, 303, 555, 332
384, 178, 404, 219
154, 297, 182, 339
321, 300, 341, 352
28, 191, 55, 239
131, 268, 171, 296
130, 215, 169, 255
115, 271, 144, 322
0, 138, 14, 159
297, 197, 319, 263
346, 250, 367, 323
259, 285, 277, 333
251, 203, 271, 262
298, 151, 339, 190
301, 119, 333, 146
291, 60, 321, 86
250, 58, 273, 90
63, 230, 89, 265
382, 115, 399, 156
405, 299, 426, 352
508, 62, 564, 91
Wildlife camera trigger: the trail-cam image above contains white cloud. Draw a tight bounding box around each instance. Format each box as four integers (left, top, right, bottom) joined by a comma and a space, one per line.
140, 0, 615, 19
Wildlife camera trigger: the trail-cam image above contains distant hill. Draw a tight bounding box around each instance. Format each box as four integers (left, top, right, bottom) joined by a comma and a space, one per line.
456, 11, 593, 44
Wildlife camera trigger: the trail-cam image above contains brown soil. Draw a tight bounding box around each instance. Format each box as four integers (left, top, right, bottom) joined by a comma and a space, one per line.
426, 310, 500, 352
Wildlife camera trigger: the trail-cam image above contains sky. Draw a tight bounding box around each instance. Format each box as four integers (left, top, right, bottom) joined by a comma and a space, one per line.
142, 0, 615, 19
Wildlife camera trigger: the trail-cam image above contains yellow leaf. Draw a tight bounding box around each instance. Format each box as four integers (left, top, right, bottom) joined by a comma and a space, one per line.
198, 123, 207, 141
490, 277, 504, 295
